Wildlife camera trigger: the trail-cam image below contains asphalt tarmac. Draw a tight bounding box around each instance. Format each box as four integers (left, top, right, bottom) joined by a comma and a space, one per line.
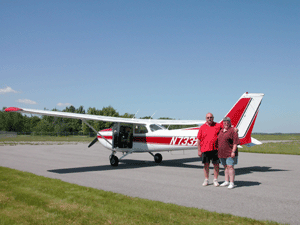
0, 143, 299, 224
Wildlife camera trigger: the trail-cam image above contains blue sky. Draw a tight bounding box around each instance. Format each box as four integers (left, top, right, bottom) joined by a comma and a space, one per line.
1, 0, 299, 133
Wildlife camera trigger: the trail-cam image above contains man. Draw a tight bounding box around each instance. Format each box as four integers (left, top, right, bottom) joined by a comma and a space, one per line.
197, 113, 222, 187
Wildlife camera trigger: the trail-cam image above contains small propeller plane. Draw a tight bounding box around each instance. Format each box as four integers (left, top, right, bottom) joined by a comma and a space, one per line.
5, 92, 264, 166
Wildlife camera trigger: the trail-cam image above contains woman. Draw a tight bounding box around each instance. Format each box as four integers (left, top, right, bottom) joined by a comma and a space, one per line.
217, 117, 240, 189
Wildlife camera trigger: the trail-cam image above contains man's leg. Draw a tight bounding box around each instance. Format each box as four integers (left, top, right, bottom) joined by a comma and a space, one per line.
213, 163, 220, 186
203, 163, 209, 179
202, 162, 210, 186
213, 163, 219, 179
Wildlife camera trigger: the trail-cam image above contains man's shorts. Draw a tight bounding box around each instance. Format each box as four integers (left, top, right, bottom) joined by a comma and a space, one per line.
220, 157, 238, 166
201, 150, 219, 164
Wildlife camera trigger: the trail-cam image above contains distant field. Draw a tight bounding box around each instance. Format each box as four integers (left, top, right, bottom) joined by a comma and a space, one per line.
252, 133, 300, 140
1, 134, 299, 155
0, 135, 92, 143
239, 141, 300, 155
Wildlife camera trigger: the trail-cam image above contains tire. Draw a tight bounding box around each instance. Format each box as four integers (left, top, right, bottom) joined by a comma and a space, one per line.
154, 153, 162, 163
110, 155, 119, 166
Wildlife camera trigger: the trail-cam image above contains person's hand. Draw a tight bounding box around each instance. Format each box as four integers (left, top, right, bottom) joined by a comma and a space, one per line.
231, 152, 235, 158
199, 152, 203, 157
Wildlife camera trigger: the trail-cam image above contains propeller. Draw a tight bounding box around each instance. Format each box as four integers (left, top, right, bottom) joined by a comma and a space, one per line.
88, 137, 98, 148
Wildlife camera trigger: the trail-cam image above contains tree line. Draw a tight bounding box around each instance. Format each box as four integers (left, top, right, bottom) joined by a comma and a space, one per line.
0, 106, 192, 136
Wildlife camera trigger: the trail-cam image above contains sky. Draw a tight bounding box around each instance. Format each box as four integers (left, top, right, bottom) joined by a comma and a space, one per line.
1, 0, 299, 133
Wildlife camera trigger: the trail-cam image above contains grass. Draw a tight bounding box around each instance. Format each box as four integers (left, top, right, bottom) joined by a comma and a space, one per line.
0, 166, 280, 225
252, 133, 300, 140
0, 135, 92, 143
239, 141, 300, 155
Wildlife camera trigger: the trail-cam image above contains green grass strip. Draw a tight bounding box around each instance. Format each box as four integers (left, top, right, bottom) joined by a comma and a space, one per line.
0, 167, 280, 225
0, 135, 92, 143
239, 141, 300, 155
252, 134, 300, 140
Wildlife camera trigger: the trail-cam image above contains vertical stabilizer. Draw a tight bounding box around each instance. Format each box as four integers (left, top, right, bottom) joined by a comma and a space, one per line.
223, 93, 264, 145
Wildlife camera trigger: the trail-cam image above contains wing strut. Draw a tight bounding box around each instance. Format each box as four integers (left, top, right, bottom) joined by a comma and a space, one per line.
82, 119, 112, 147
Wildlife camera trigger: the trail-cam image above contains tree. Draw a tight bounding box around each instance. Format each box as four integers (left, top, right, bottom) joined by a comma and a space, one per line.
82, 106, 120, 135
33, 120, 54, 135
0, 111, 24, 132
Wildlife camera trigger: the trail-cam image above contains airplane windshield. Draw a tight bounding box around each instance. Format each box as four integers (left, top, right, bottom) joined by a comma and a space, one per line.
150, 124, 166, 132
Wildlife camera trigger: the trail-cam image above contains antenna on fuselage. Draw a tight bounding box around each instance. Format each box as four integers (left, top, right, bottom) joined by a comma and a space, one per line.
132, 109, 140, 119
149, 111, 157, 121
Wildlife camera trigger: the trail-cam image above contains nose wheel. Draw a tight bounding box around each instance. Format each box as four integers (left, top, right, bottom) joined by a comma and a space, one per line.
154, 153, 162, 163
153, 153, 163, 163
109, 155, 119, 167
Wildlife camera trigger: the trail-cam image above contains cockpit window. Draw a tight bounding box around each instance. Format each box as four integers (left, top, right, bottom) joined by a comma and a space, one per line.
150, 124, 166, 132
134, 125, 148, 134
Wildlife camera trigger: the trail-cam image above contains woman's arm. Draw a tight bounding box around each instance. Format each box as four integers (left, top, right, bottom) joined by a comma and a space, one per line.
231, 144, 237, 158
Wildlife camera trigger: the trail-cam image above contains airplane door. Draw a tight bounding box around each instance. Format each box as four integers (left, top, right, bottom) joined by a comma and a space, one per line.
112, 123, 119, 149
112, 123, 133, 149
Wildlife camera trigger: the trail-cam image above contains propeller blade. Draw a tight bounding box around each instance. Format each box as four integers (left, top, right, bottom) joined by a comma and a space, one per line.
88, 137, 98, 148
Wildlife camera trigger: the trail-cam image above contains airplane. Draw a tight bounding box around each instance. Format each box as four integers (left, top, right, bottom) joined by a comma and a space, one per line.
5, 92, 264, 167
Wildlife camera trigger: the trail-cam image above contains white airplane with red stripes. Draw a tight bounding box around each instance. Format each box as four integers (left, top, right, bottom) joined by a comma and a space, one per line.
5, 92, 264, 167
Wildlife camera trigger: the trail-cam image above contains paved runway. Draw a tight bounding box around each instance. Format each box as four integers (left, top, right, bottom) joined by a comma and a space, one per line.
0, 143, 299, 224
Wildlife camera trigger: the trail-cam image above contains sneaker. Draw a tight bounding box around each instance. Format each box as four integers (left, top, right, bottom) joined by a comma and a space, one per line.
213, 179, 219, 187
220, 181, 229, 187
228, 183, 235, 189
202, 179, 209, 186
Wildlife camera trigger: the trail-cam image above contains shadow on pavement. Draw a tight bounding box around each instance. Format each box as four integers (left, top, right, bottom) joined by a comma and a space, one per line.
48, 157, 288, 175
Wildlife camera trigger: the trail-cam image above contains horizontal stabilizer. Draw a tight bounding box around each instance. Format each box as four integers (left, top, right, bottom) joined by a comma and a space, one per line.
244, 137, 262, 147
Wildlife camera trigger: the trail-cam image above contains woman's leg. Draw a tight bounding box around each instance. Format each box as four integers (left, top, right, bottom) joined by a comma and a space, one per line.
228, 165, 235, 183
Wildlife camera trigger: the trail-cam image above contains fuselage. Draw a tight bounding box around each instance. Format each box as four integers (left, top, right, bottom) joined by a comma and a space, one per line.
98, 124, 200, 153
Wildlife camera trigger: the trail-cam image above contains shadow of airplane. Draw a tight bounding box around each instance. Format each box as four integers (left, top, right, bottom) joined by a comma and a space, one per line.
48, 157, 203, 173
48, 157, 288, 176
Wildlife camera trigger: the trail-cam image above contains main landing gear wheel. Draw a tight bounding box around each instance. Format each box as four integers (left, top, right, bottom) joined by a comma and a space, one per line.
154, 153, 162, 163
110, 155, 119, 167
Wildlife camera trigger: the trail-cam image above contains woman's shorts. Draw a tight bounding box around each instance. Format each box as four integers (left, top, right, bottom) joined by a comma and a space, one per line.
220, 157, 238, 166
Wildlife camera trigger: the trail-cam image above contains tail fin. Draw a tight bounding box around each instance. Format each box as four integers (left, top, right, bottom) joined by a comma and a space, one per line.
222, 92, 264, 145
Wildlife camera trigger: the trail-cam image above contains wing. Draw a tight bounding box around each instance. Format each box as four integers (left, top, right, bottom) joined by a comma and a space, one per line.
5, 107, 205, 125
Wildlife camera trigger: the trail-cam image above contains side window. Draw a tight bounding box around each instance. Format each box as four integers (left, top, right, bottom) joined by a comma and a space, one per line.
134, 125, 148, 134
150, 124, 161, 132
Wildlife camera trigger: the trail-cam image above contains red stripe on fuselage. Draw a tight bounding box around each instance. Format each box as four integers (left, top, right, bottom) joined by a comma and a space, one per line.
133, 136, 172, 144
100, 128, 112, 132
98, 136, 172, 144
97, 136, 113, 140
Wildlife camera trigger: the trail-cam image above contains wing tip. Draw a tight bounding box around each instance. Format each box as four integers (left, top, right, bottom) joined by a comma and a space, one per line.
5, 107, 23, 112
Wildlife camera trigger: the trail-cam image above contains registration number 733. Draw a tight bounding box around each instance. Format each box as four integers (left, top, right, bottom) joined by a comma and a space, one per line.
169, 136, 197, 146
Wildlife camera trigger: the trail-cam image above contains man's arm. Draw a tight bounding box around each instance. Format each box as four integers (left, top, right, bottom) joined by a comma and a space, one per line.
197, 139, 202, 157
197, 127, 202, 157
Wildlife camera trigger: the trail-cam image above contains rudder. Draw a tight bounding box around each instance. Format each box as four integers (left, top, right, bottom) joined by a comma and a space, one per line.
223, 93, 264, 145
